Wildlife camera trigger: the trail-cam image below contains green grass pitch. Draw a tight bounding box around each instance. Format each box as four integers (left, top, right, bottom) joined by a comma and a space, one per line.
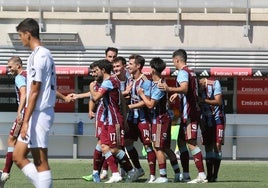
1, 159, 268, 188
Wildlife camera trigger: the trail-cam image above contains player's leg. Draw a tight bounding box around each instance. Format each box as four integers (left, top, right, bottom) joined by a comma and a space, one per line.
1, 136, 16, 182
100, 124, 121, 183
213, 123, 225, 182
177, 124, 190, 182
31, 147, 52, 188
201, 123, 215, 182
13, 140, 38, 187
138, 122, 156, 183
185, 121, 207, 184
30, 108, 53, 188
124, 122, 144, 176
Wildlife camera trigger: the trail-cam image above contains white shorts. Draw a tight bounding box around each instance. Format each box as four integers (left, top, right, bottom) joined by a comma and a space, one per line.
18, 107, 54, 148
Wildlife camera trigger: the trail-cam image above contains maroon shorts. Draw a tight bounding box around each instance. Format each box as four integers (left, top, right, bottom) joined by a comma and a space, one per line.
151, 114, 171, 148
95, 120, 103, 139
215, 124, 225, 145
200, 119, 225, 146
10, 119, 22, 138
126, 120, 152, 145
178, 119, 199, 141
100, 123, 124, 148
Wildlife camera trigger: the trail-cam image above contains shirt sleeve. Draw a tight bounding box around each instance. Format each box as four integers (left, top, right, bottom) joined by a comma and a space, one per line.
141, 79, 152, 97
15, 75, 26, 89
177, 70, 189, 84
151, 85, 165, 101
213, 80, 222, 96
98, 79, 113, 94
32, 53, 46, 82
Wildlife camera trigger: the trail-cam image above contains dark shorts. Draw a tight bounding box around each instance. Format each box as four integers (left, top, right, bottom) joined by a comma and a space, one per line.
125, 120, 152, 145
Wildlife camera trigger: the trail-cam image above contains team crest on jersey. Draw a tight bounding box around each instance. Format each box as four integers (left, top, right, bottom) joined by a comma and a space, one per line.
191, 123, 197, 130
98, 87, 105, 93
31, 68, 36, 77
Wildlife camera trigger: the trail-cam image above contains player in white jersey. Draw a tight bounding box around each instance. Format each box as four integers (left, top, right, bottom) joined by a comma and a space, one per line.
12, 18, 56, 188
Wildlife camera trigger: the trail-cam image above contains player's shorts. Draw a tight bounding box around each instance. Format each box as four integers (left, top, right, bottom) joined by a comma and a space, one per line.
126, 120, 152, 145
95, 120, 103, 139
10, 119, 22, 138
18, 107, 54, 148
216, 124, 225, 145
100, 123, 124, 148
200, 117, 225, 146
178, 119, 199, 141
151, 113, 172, 148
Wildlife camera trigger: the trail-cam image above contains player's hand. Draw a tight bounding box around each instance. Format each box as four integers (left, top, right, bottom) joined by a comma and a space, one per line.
158, 82, 169, 91
89, 81, 97, 92
65, 93, 75, 102
68, 93, 78, 100
20, 122, 28, 140
16, 114, 23, 125
125, 82, 133, 94
88, 111, 95, 119
137, 88, 144, 95
169, 93, 178, 103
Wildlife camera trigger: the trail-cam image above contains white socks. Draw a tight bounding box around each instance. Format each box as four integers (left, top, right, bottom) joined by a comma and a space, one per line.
21, 163, 52, 188
38, 170, 52, 188
21, 163, 38, 187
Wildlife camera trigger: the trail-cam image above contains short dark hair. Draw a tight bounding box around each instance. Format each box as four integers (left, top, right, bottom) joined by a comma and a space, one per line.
8, 56, 22, 65
129, 54, 145, 69
112, 56, 126, 66
150, 57, 166, 74
105, 47, 118, 55
172, 49, 187, 62
90, 60, 101, 69
97, 59, 113, 74
16, 18, 40, 39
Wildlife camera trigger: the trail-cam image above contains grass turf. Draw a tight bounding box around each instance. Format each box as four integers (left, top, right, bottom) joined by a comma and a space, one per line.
1, 159, 268, 188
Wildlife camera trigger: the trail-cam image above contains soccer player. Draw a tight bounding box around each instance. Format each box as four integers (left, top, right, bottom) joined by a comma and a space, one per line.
137, 57, 182, 183
125, 54, 156, 183
105, 47, 118, 63
83, 60, 104, 183
12, 18, 56, 188
90, 59, 139, 183
199, 77, 225, 182
158, 49, 207, 183
112, 56, 145, 178
0, 57, 26, 187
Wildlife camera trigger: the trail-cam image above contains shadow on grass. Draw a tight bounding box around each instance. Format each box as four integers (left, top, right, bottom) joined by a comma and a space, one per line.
53, 177, 82, 181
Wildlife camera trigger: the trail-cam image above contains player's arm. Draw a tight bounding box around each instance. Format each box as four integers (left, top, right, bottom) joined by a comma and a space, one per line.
17, 85, 26, 122
200, 80, 223, 106
56, 91, 73, 103
128, 100, 145, 110
122, 82, 132, 96
159, 81, 188, 94
202, 94, 222, 106
71, 92, 91, 99
137, 88, 156, 109
88, 99, 96, 119
90, 81, 104, 102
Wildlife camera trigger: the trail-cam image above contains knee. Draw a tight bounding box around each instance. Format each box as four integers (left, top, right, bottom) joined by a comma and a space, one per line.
12, 152, 20, 165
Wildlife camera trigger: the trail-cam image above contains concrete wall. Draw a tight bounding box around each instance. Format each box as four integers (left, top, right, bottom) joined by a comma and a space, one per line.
0, 11, 268, 49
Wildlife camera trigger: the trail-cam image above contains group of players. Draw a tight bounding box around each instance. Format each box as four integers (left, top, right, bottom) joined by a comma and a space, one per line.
0, 17, 225, 187
70, 47, 226, 184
